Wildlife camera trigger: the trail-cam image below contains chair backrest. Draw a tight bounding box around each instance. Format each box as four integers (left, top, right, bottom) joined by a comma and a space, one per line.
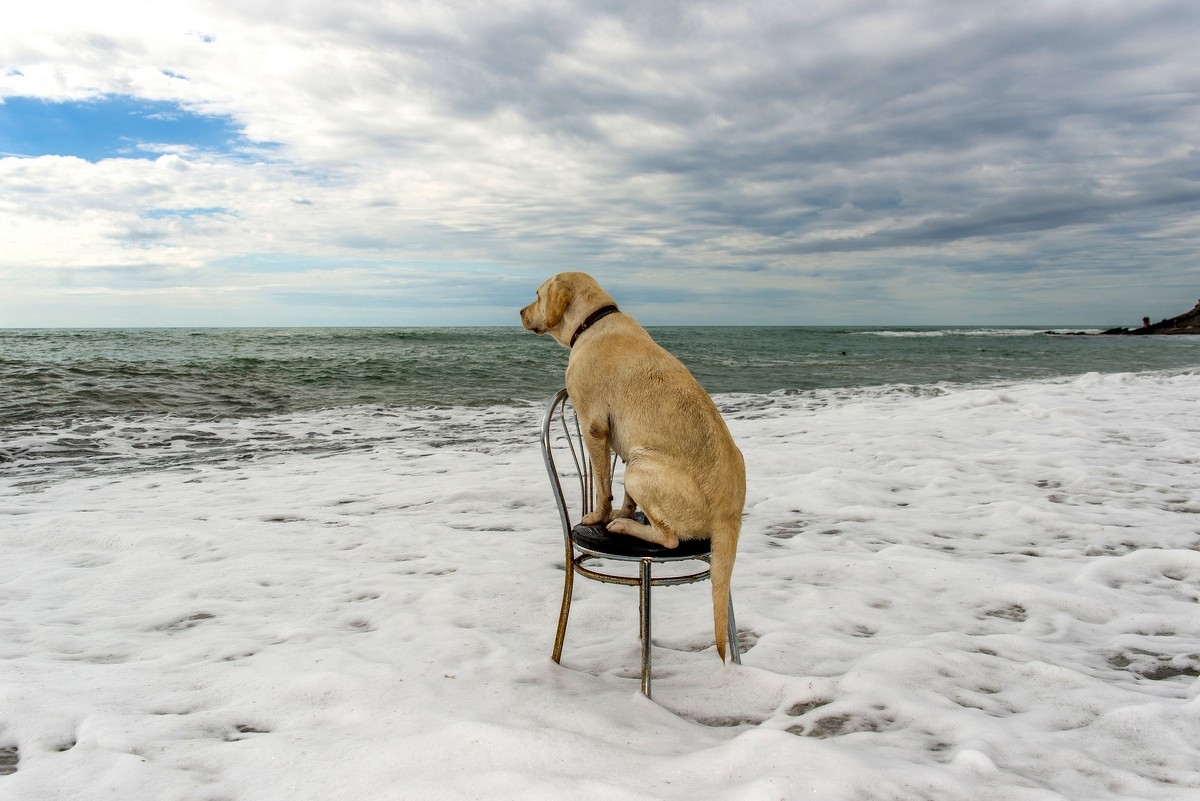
540, 388, 622, 542
540, 389, 588, 542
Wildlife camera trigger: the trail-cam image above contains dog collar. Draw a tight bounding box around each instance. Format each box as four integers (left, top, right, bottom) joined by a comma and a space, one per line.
569, 304, 620, 347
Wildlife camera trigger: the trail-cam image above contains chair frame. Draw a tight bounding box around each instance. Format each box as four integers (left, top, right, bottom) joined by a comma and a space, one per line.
539, 388, 740, 697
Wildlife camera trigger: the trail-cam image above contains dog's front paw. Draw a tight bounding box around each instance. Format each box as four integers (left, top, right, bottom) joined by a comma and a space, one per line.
580, 510, 608, 526
607, 509, 634, 523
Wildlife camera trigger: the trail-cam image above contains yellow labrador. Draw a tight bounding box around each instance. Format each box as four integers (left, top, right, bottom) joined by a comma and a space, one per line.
521, 272, 745, 662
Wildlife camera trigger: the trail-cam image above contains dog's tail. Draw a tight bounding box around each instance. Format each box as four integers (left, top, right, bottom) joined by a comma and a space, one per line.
710, 515, 741, 663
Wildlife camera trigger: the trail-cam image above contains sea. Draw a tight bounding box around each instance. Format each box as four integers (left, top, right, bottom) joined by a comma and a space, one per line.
4, 326, 1200, 798
3, 325, 1199, 486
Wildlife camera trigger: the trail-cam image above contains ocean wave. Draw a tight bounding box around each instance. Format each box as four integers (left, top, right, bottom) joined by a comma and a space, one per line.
7, 370, 1195, 487
857, 328, 1103, 338
3, 327, 1197, 431
0, 403, 542, 487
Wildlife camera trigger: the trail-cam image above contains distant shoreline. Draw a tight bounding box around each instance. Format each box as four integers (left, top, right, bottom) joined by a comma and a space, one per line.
1100, 300, 1200, 336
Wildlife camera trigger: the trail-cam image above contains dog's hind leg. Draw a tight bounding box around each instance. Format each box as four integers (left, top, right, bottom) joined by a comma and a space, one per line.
606, 514, 677, 547
605, 457, 704, 549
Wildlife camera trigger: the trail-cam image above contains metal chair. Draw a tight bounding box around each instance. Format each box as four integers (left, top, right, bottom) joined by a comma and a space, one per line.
539, 388, 740, 698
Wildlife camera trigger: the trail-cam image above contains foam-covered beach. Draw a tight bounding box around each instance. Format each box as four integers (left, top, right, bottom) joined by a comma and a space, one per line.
2, 368, 1199, 800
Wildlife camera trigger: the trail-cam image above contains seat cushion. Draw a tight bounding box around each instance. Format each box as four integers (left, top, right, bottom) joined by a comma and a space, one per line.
571, 522, 712, 559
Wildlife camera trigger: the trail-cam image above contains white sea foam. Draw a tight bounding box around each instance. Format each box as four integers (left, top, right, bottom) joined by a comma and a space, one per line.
859, 328, 1104, 337
2, 371, 1199, 800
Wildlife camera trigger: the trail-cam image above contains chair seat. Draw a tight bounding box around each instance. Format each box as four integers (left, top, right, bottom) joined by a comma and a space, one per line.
571, 522, 712, 560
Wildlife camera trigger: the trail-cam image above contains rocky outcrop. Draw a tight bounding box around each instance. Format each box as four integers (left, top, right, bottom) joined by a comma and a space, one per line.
1102, 301, 1200, 335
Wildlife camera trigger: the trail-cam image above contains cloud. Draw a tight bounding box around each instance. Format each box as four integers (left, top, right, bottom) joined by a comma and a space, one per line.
1, 0, 1199, 326
762, 184, 1200, 257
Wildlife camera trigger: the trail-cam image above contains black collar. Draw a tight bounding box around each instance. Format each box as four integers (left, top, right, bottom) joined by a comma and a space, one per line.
569, 304, 620, 347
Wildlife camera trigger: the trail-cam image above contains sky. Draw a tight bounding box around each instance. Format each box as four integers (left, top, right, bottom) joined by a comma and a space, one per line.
2, 0, 1199, 328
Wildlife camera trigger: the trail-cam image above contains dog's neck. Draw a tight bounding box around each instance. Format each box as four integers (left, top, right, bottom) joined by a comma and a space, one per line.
569, 304, 620, 348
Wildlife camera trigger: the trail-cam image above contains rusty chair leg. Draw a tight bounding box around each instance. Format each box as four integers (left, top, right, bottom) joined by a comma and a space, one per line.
553, 559, 575, 663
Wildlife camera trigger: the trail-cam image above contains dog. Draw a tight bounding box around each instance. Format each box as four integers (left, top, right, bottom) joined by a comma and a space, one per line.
521, 272, 745, 662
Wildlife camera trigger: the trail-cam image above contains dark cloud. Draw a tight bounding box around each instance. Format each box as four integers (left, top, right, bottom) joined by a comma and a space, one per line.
757, 183, 1200, 257
218, 1, 1200, 263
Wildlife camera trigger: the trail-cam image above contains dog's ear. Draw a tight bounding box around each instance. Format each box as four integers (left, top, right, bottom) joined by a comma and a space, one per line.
543, 276, 571, 330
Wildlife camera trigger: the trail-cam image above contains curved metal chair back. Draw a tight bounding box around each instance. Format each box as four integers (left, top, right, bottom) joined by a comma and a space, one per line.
539, 388, 739, 697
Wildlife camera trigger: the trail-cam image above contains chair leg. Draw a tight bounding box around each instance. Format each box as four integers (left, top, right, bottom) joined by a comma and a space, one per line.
726, 590, 741, 665
553, 560, 575, 663
639, 558, 652, 698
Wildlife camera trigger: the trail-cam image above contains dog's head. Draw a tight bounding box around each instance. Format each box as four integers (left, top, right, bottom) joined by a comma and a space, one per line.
520, 272, 615, 347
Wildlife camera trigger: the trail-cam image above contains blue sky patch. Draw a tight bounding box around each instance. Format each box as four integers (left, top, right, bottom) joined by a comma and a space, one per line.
0, 95, 252, 161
